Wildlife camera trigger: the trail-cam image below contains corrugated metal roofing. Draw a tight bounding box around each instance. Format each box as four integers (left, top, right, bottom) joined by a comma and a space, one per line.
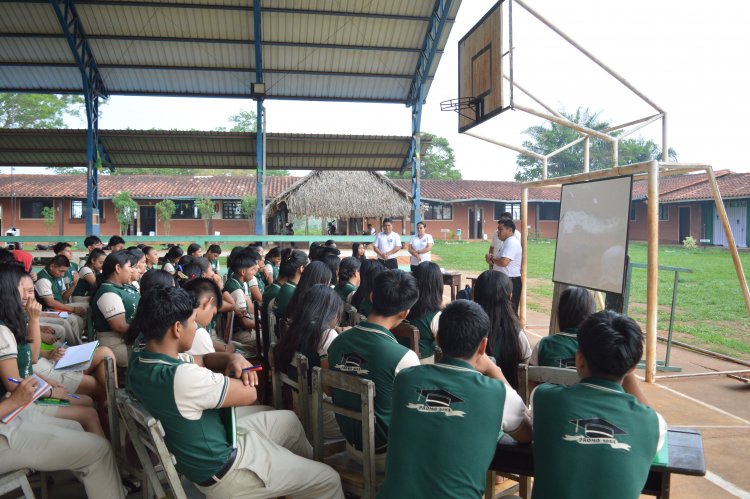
0, 0, 461, 101
0, 129, 431, 171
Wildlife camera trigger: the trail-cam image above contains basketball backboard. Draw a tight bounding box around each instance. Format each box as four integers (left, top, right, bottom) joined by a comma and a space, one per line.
457, 0, 505, 133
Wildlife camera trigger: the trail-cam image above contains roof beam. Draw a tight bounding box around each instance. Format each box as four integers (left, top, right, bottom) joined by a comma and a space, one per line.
407, 0, 453, 104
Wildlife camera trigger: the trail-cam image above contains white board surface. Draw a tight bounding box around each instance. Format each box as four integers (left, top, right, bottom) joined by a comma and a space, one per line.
553, 176, 632, 294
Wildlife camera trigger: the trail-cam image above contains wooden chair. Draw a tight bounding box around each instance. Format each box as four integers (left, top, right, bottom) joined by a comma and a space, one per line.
269, 346, 311, 438
104, 357, 121, 453
390, 322, 420, 358
0, 470, 35, 498
266, 298, 277, 340
222, 311, 235, 345
311, 367, 382, 499
252, 300, 272, 404
116, 389, 203, 499
278, 318, 290, 339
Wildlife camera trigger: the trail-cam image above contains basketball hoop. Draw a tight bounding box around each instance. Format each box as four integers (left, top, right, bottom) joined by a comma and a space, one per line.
440, 97, 480, 122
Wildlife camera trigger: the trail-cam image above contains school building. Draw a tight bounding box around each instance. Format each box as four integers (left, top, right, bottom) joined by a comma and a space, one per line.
1, 170, 748, 247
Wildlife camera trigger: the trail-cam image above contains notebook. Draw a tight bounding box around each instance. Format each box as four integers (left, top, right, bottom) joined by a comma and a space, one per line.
2, 374, 51, 424
652, 433, 669, 466
55, 340, 99, 371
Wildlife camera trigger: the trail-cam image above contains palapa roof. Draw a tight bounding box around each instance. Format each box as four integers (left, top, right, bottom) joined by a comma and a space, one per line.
268, 170, 410, 218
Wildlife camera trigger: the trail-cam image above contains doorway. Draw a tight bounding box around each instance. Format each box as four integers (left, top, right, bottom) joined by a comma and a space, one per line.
678, 206, 691, 244
140, 206, 156, 236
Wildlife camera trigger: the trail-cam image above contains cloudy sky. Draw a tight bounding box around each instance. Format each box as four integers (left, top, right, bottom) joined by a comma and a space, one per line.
11, 0, 748, 181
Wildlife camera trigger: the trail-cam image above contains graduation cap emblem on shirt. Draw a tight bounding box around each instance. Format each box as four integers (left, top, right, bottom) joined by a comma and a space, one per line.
557, 357, 576, 369
341, 352, 366, 368
416, 388, 464, 408
570, 418, 627, 439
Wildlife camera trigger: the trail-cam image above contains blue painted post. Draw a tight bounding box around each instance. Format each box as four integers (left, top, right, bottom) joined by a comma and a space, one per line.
85, 92, 100, 236
253, 0, 265, 236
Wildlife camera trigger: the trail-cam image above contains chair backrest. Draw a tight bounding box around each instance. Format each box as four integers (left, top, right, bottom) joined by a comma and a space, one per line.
390, 322, 420, 358
115, 389, 188, 499
252, 300, 267, 366
267, 297, 278, 340
222, 311, 235, 345
278, 318, 290, 339
104, 356, 121, 455
269, 345, 311, 437
311, 367, 377, 498
518, 364, 581, 405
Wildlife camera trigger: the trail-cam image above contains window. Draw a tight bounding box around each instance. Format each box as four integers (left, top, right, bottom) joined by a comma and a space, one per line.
659, 204, 669, 221
172, 200, 198, 219
630, 203, 637, 221
423, 202, 453, 220
494, 202, 520, 220
71, 199, 104, 220
223, 200, 243, 219
539, 202, 560, 221
20, 198, 53, 219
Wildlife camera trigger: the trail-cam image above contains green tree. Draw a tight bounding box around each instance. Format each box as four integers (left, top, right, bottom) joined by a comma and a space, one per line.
41, 206, 56, 236
240, 194, 257, 231
196, 196, 216, 235
1, 93, 83, 129
112, 191, 138, 236
155, 199, 176, 235
514, 107, 677, 182
386, 133, 461, 180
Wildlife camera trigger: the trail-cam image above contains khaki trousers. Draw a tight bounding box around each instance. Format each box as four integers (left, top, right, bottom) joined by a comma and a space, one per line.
197, 409, 344, 499
96, 331, 129, 366
33, 356, 83, 392
40, 316, 80, 345
0, 408, 124, 499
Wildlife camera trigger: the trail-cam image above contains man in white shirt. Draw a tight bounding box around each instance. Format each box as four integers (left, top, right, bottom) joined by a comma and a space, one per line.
373, 218, 402, 270
489, 219, 523, 314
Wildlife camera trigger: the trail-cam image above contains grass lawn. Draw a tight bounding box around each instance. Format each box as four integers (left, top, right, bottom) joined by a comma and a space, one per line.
431, 239, 750, 360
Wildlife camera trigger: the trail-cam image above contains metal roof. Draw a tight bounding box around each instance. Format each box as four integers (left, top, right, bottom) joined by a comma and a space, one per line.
0, 128, 431, 170
0, 0, 461, 102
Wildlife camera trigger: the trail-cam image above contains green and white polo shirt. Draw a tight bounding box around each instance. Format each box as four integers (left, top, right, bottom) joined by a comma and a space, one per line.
224, 276, 249, 314
327, 321, 420, 450
126, 351, 233, 484
333, 282, 357, 303
273, 281, 297, 320
531, 377, 666, 499
35, 268, 66, 303
264, 260, 279, 282
210, 258, 220, 274
72, 266, 97, 297
530, 328, 579, 368
262, 282, 281, 305
0, 321, 34, 389
64, 261, 79, 290
379, 356, 526, 499
357, 298, 372, 318
405, 311, 441, 360
92, 281, 141, 332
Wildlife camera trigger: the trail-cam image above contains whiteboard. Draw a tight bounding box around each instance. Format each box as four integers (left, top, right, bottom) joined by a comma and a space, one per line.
553, 176, 632, 294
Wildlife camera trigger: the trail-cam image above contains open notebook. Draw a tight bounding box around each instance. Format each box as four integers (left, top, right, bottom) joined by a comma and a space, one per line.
2, 374, 51, 424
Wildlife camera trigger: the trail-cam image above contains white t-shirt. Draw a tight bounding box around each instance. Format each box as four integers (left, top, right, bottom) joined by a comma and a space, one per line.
186, 327, 215, 356
318, 328, 339, 358
408, 234, 434, 266
374, 231, 402, 260
494, 235, 522, 277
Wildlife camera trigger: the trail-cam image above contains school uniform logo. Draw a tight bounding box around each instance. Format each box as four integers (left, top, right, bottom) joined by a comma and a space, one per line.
334, 352, 369, 375
557, 357, 576, 369
406, 388, 465, 417
563, 418, 631, 451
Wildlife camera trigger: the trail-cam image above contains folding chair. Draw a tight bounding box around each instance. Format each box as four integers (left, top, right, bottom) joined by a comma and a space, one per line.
311, 367, 382, 499
222, 311, 235, 345
252, 300, 271, 404
266, 298, 277, 340
269, 346, 311, 437
104, 356, 121, 454
0, 470, 35, 498
390, 322, 420, 358
116, 390, 203, 499
278, 318, 290, 339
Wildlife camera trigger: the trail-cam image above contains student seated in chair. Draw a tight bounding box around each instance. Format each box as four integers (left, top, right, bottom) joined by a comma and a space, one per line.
327, 269, 421, 469
378, 300, 532, 499
35, 254, 87, 343
530, 310, 666, 499
223, 250, 259, 346
126, 286, 344, 499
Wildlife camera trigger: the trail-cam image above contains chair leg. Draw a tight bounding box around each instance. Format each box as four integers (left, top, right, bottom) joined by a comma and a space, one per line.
20, 474, 36, 499
485, 470, 496, 499
39, 471, 48, 499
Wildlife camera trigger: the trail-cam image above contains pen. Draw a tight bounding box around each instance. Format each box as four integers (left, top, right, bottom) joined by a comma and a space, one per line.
228, 365, 263, 376
7, 377, 80, 399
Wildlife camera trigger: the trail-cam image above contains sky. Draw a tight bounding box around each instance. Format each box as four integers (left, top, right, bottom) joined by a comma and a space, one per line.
8, 0, 750, 180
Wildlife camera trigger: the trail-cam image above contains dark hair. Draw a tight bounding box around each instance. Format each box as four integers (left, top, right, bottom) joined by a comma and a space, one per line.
578, 310, 644, 378
142, 246, 156, 257
187, 243, 202, 256
178, 255, 193, 269
438, 300, 490, 359
372, 270, 418, 317
136, 244, 147, 250
324, 239, 336, 247
285, 261, 333, 318
83, 248, 107, 268
320, 252, 341, 283
279, 249, 307, 279
0, 248, 16, 266
275, 284, 343, 369
84, 235, 102, 248
126, 287, 198, 345
382, 218, 392, 224
126, 248, 145, 267
308, 241, 324, 261
337, 257, 361, 286
182, 277, 222, 310
126, 246, 139, 252
52, 242, 72, 254
47, 254, 70, 269
0, 263, 32, 345
499, 212, 513, 220
558, 287, 596, 331
416, 221, 427, 229
229, 251, 257, 274
351, 242, 365, 259
179, 257, 212, 281
473, 270, 522, 389
408, 261, 443, 319
265, 247, 280, 260
108, 236, 125, 247
351, 259, 385, 309
140, 269, 176, 295
499, 219, 516, 232
164, 246, 184, 263
207, 244, 222, 255
98, 250, 131, 287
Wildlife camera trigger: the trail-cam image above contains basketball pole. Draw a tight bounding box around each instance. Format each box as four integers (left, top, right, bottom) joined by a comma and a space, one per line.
520, 186, 528, 325
646, 160, 659, 383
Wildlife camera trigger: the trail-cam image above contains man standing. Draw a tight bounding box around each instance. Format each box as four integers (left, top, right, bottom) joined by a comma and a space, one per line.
486, 212, 519, 270
488, 219, 522, 315
373, 218, 402, 270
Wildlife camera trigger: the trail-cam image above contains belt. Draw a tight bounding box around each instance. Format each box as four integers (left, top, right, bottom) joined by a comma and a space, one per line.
197, 448, 238, 487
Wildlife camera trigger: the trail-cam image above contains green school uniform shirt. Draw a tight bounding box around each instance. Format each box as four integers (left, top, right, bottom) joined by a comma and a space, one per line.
72, 266, 97, 297
264, 260, 279, 282
127, 351, 233, 484
534, 328, 578, 368
333, 282, 357, 303
531, 378, 665, 499
0, 321, 33, 394
357, 298, 372, 318
327, 321, 420, 450
254, 271, 266, 295
64, 262, 79, 290
35, 268, 66, 303
405, 311, 440, 359
224, 276, 249, 314
379, 357, 526, 499
262, 282, 281, 305
273, 281, 297, 320
92, 281, 140, 332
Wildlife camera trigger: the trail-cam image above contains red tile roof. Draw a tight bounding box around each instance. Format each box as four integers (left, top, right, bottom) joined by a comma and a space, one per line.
660, 172, 750, 202
630, 170, 732, 200
391, 179, 561, 202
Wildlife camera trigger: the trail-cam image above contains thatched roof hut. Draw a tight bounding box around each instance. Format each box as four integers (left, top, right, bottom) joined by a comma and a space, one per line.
267, 170, 411, 219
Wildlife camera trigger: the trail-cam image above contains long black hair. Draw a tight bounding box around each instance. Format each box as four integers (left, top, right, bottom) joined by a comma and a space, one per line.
473, 270, 523, 390
408, 261, 443, 319
0, 263, 30, 344
558, 287, 596, 331
275, 284, 343, 368
285, 261, 333, 318
163, 245, 184, 264
95, 250, 132, 290
337, 256, 361, 286
350, 259, 385, 309
278, 248, 307, 279
351, 242, 367, 262
83, 248, 107, 269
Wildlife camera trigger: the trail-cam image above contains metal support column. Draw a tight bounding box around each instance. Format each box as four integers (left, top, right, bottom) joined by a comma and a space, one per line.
49, 0, 108, 236
253, 0, 265, 236
410, 84, 424, 229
